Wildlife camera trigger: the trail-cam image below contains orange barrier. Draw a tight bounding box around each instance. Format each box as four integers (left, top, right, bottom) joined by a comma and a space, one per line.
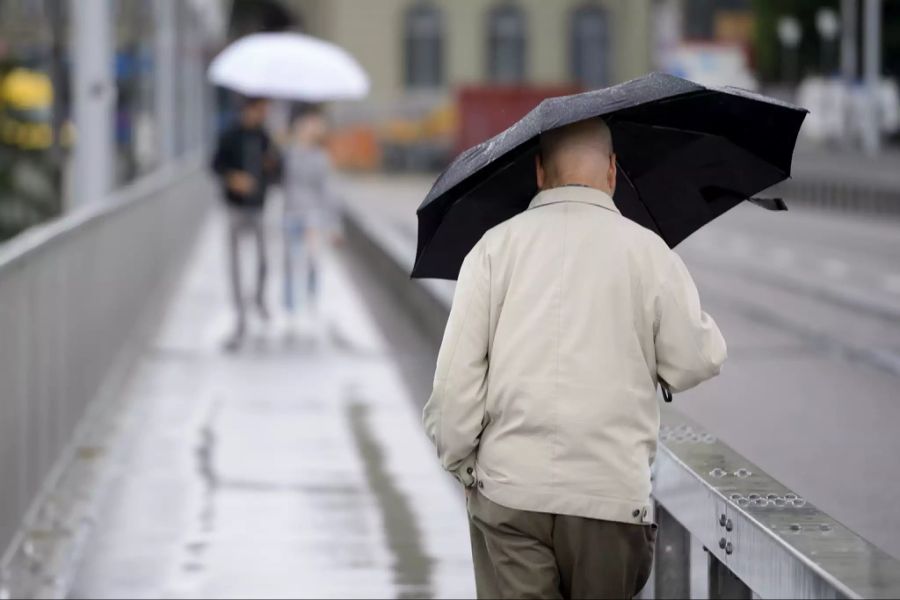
329, 126, 381, 171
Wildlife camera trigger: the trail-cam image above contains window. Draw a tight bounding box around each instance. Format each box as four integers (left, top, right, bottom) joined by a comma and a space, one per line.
571, 5, 611, 89
404, 3, 444, 89
684, 0, 715, 40
488, 3, 526, 84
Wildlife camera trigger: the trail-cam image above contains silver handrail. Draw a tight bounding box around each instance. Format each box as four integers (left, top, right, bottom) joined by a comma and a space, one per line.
650, 407, 900, 599
342, 199, 900, 600
0, 157, 211, 596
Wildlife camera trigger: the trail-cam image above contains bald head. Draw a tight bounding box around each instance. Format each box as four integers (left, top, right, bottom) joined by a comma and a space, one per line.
536, 118, 616, 194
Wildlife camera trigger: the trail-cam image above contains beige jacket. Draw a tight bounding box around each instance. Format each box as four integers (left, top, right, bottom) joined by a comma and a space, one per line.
423, 185, 726, 525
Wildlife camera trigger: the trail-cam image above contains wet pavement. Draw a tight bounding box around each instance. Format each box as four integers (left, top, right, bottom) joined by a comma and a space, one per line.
69, 213, 475, 599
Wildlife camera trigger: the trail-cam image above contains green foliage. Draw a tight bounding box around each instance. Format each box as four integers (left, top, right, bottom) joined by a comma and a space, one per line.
752, 0, 840, 82
0, 59, 63, 242
884, 1, 900, 78
0, 145, 61, 242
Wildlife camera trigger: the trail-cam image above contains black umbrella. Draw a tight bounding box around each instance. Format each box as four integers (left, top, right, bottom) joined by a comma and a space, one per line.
412, 72, 808, 280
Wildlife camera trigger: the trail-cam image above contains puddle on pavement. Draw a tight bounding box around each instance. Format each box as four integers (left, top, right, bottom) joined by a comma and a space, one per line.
187, 390, 398, 593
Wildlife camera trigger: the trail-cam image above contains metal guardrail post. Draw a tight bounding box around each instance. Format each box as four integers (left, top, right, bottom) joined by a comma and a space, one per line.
708, 552, 752, 600
654, 504, 690, 599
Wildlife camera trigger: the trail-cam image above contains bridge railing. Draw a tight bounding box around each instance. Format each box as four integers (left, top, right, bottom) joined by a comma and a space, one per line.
0, 158, 210, 596
342, 197, 900, 600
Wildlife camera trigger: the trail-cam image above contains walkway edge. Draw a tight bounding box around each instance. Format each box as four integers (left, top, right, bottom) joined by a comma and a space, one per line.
0, 165, 211, 600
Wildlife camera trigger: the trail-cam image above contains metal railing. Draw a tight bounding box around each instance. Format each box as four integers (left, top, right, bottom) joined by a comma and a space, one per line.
0, 158, 210, 596
342, 199, 900, 600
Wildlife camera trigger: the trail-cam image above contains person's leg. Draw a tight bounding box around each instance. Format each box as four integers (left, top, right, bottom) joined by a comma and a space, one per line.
468, 504, 502, 600
225, 208, 246, 349
250, 210, 269, 319
553, 515, 656, 600
467, 491, 562, 600
282, 220, 298, 314
305, 228, 319, 311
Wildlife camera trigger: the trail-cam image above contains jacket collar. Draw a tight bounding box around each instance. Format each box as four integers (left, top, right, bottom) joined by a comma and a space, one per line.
528, 185, 620, 214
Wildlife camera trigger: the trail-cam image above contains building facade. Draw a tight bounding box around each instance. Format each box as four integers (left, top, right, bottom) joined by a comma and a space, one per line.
284, 0, 654, 107
224, 0, 656, 169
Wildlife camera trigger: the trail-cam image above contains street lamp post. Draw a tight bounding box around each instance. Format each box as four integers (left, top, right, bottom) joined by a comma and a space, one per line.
777, 16, 802, 85
46, 0, 66, 212
154, 0, 177, 164
862, 0, 881, 154
841, 0, 858, 82
816, 8, 840, 76
71, 0, 114, 208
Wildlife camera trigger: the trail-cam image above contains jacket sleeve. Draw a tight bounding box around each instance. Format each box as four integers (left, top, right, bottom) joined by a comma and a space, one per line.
211, 131, 234, 176
321, 159, 344, 234
262, 132, 283, 182
654, 252, 727, 393
423, 240, 491, 486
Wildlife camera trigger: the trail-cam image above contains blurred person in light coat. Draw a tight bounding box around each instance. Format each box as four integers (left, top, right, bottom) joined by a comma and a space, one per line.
281, 106, 342, 318
423, 118, 726, 599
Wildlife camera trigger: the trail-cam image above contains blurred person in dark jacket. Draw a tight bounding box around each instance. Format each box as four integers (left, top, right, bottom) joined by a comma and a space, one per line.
211, 97, 281, 350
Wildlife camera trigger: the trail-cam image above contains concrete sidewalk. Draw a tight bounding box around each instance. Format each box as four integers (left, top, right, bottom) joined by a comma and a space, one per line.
69, 214, 474, 599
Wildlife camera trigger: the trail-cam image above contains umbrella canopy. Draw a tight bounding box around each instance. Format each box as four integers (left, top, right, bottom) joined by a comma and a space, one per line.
208, 32, 369, 101
413, 73, 807, 280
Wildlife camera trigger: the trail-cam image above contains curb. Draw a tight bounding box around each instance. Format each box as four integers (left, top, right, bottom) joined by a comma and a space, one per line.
342, 203, 453, 346
777, 176, 900, 216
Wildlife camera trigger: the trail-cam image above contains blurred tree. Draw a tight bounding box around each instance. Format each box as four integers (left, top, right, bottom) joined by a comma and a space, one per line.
884, 1, 900, 79
0, 144, 58, 242
752, 0, 840, 82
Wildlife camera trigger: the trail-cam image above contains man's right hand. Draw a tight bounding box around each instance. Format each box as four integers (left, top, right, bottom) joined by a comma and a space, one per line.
226, 171, 256, 196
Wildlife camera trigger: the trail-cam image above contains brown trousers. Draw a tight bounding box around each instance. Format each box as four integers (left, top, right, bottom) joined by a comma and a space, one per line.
468, 491, 656, 600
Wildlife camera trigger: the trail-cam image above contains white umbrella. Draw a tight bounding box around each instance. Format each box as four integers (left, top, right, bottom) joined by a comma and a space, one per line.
208, 32, 369, 101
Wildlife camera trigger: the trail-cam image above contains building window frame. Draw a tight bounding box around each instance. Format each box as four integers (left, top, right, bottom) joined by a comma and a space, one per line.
487, 2, 527, 84
570, 3, 612, 90
404, 2, 444, 89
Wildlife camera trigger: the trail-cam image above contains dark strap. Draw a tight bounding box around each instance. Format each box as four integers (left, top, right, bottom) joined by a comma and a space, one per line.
748, 197, 788, 211
660, 380, 673, 403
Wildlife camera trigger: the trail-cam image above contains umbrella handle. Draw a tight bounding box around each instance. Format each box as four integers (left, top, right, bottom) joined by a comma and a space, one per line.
660, 379, 673, 403
748, 197, 788, 211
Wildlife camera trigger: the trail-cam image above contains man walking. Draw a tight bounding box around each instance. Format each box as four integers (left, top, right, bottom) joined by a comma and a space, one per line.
423, 118, 726, 599
211, 97, 280, 350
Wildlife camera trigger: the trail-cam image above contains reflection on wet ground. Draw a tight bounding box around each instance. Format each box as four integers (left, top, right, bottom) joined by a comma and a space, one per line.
69, 217, 474, 599
347, 401, 432, 599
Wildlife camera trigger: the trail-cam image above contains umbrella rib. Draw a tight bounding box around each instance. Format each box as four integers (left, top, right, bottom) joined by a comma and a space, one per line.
615, 158, 667, 240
